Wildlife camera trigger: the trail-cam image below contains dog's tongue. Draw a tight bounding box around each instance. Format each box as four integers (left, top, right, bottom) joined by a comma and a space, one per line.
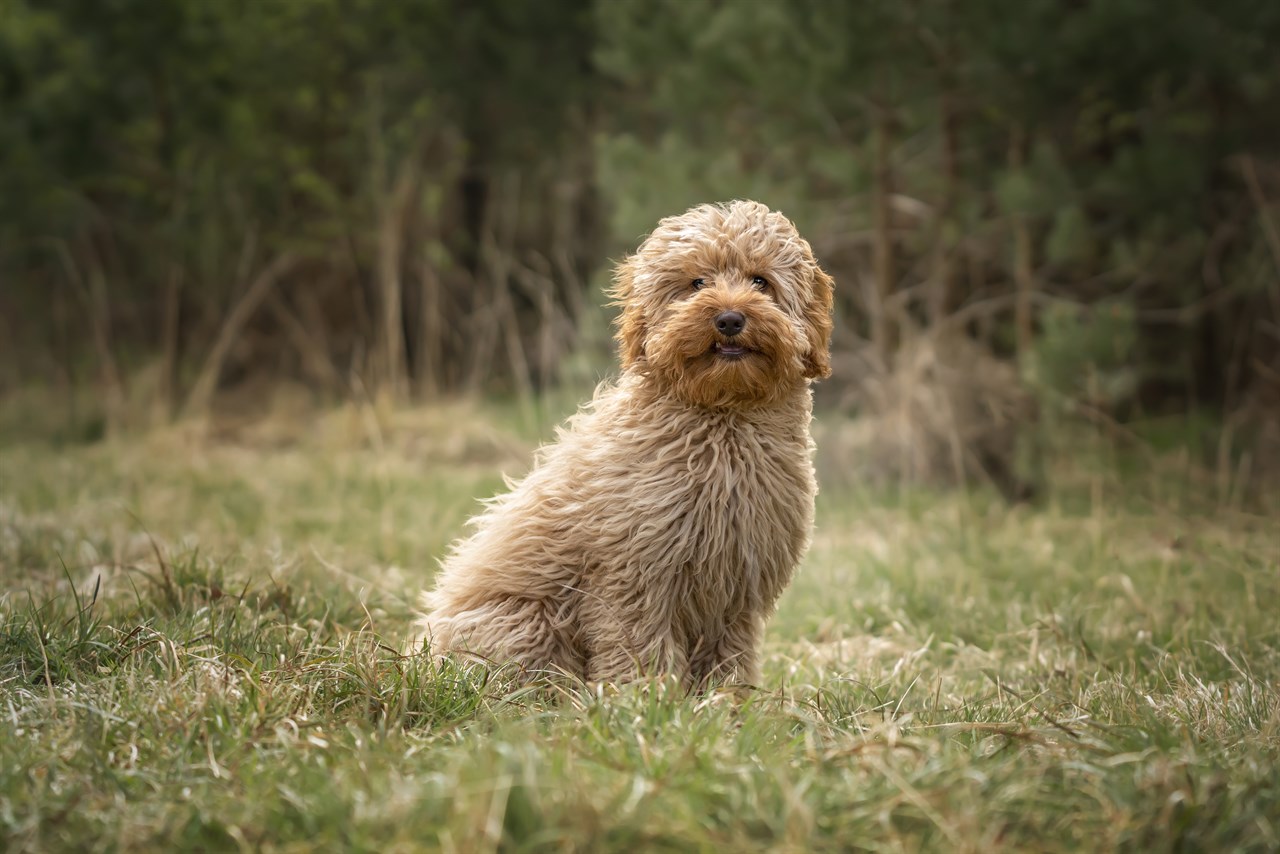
718, 343, 746, 356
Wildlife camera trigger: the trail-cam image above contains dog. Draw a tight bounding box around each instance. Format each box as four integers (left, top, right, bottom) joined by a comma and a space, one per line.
415, 200, 834, 687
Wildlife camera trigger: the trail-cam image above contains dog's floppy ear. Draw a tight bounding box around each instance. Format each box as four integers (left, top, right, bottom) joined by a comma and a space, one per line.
802, 265, 835, 379
610, 255, 646, 370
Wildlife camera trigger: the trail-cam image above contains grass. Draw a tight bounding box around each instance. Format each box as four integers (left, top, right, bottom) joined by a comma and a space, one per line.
1, 398, 1277, 852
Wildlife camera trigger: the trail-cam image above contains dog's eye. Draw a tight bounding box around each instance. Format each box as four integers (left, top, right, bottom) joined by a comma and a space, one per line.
691, 278, 706, 291
751, 275, 769, 291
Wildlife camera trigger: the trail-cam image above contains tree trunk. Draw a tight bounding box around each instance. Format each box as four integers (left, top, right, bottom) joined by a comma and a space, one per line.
183, 251, 299, 419
56, 241, 126, 436
871, 103, 897, 361
159, 263, 183, 423
930, 87, 961, 326
376, 156, 420, 403
416, 247, 444, 397
1010, 124, 1035, 360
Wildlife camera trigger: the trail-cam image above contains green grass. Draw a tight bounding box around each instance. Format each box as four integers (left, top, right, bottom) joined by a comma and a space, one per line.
1, 401, 1277, 852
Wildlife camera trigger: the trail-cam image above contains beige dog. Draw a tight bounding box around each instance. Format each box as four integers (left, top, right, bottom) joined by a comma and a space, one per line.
416, 200, 834, 687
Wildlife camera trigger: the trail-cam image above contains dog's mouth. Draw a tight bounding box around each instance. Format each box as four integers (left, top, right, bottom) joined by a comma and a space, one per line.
712, 341, 752, 359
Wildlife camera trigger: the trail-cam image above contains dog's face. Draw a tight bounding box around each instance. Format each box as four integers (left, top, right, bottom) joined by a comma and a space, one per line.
612, 201, 834, 408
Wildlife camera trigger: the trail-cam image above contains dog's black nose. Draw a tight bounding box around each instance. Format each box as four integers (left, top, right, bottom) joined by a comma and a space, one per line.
715, 310, 746, 337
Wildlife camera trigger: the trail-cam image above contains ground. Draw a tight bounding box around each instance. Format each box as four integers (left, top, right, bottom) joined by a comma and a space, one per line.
1, 398, 1277, 852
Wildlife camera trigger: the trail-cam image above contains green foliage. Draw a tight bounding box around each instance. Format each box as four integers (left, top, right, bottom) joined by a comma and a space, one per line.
593, 0, 1280, 416
1029, 300, 1139, 411
3, 0, 1279, 414
1, 0, 603, 397
1045, 206, 1094, 267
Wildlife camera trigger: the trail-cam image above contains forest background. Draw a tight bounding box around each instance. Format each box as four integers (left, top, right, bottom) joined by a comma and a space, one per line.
2, 0, 1278, 492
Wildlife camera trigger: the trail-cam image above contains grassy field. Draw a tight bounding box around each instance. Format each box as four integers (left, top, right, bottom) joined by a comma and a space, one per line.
1, 398, 1277, 852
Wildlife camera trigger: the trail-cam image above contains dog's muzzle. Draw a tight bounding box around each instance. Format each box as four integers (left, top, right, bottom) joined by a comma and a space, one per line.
713, 309, 749, 358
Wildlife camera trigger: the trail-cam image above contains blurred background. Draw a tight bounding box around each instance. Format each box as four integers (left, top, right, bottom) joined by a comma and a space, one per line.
2, 0, 1278, 500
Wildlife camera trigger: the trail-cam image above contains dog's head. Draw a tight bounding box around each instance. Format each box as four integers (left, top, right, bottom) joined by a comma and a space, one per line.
611, 200, 834, 408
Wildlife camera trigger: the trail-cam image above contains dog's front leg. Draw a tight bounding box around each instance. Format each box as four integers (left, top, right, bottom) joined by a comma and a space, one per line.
700, 611, 764, 688
580, 596, 687, 684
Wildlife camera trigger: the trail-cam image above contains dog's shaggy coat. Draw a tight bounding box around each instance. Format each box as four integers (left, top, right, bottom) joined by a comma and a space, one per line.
416, 200, 834, 686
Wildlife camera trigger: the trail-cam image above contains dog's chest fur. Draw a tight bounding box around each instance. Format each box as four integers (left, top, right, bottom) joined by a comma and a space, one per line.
420, 377, 818, 678
571, 383, 816, 635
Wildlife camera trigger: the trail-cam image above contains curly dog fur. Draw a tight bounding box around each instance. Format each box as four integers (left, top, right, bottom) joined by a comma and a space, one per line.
415, 200, 834, 686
